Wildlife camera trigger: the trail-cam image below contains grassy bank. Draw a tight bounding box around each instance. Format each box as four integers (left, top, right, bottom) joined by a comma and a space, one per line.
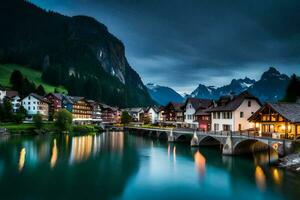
0, 123, 104, 135
0, 64, 67, 93
0, 122, 56, 134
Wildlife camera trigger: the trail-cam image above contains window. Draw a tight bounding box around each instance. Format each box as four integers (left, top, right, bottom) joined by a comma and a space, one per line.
238, 124, 242, 131
240, 112, 244, 118
214, 123, 219, 131
217, 112, 221, 119
213, 113, 216, 119
28, 106, 30, 110
248, 101, 251, 107
223, 125, 231, 131
33, 106, 35, 110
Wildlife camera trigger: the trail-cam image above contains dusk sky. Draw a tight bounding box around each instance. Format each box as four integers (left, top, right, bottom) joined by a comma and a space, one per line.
30, 0, 300, 94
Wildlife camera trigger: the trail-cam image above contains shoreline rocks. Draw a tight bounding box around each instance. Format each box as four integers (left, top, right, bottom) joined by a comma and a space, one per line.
279, 153, 300, 172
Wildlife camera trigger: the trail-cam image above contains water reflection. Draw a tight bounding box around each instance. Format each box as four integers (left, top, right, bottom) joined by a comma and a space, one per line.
69, 136, 93, 164
255, 166, 266, 191
18, 148, 26, 171
50, 139, 57, 168
194, 150, 206, 179
271, 168, 282, 185
0, 133, 300, 200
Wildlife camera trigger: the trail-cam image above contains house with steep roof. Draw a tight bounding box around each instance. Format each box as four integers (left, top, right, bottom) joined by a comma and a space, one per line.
87, 100, 102, 123
208, 91, 262, 132
5, 91, 21, 112
21, 93, 50, 120
45, 93, 63, 118
183, 98, 214, 129
144, 105, 160, 124
248, 102, 300, 139
101, 104, 120, 124
163, 102, 184, 124
123, 107, 145, 122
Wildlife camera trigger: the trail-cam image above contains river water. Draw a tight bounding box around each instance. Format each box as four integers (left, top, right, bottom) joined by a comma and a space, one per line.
0, 131, 299, 200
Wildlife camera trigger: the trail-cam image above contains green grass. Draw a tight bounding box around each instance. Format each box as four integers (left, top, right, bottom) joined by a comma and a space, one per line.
0, 122, 55, 131
0, 64, 67, 93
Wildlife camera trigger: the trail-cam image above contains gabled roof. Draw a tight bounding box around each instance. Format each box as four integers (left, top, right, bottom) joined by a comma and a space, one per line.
26, 93, 50, 104
68, 96, 85, 103
5, 91, 19, 98
183, 97, 213, 110
249, 102, 300, 123
207, 91, 261, 112
124, 107, 144, 113
165, 102, 184, 112
195, 108, 211, 116
145, 105, 160, 113
46, 93, 63, 101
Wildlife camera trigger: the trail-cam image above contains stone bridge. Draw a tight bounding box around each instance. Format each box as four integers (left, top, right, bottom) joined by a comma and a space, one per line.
125, 127, 295, 157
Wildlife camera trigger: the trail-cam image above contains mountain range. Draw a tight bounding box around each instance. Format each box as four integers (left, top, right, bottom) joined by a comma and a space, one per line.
146, 83, 183, 106
147, 67, 291, 105
0, 0, 154, 107
190, 67, 290, 102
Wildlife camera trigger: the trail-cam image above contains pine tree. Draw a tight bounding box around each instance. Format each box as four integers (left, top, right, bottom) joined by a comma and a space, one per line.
36, 85, 46, 96
10, 70, 23, 91
283, 74, 300, 102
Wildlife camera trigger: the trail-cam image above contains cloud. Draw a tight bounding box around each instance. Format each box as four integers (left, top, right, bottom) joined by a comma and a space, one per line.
31, 0, 300, 93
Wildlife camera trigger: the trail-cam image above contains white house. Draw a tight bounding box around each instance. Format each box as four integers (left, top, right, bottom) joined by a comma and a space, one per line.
145, 106, 159, 124
22, 93, 50, 120
124, 107, 145, 122
183, 98, 213, 129
5, 91, 21, 112
0, 87, 6, 103
208, 91, 262, 132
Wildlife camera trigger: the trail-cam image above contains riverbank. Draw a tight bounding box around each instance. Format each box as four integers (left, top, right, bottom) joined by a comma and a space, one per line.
0, 122, 104, 135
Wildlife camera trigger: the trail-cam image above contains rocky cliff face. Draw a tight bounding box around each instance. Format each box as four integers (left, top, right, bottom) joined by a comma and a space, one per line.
0, 0, 154, 107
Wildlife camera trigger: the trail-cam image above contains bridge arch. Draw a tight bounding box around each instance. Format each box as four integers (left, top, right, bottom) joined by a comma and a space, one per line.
150, 131, 159, 138
198, 135, 223, 146
158, 131, 168, 140
175, 134, 192, 143
232, 139, 280, 155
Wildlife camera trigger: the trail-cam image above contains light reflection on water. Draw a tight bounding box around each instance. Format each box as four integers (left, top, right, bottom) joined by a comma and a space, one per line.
50, 139, 57, 168
255, 166, 266, 191
194, 150, 206, 179
0, 132, 299, 200
18, 148, 26, 171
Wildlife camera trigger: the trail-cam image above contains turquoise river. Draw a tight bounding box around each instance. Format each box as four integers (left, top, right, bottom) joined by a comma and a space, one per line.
0, 132, 299, 200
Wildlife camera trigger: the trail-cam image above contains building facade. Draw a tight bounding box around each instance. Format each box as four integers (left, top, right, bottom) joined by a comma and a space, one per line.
183, 98, 213, 129
5, 91, 20, 112
45, 93, 63, 119
87, 100, 102, 123
21, 93, 50, 120
248, 102, 300, 139
208, 91, 261, 132
145, 106, 159, 124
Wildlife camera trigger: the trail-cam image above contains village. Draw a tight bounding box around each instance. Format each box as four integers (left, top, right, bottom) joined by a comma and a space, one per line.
1, 85, 300, 141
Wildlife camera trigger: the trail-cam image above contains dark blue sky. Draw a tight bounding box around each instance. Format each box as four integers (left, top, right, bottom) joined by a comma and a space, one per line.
31, 0, 300, 94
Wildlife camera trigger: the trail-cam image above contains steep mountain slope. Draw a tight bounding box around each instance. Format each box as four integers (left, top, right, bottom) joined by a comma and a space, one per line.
248, 67, 290, 102
189, 67, 290, 102
146, 83, 183, 105
0, 0, 154, 107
